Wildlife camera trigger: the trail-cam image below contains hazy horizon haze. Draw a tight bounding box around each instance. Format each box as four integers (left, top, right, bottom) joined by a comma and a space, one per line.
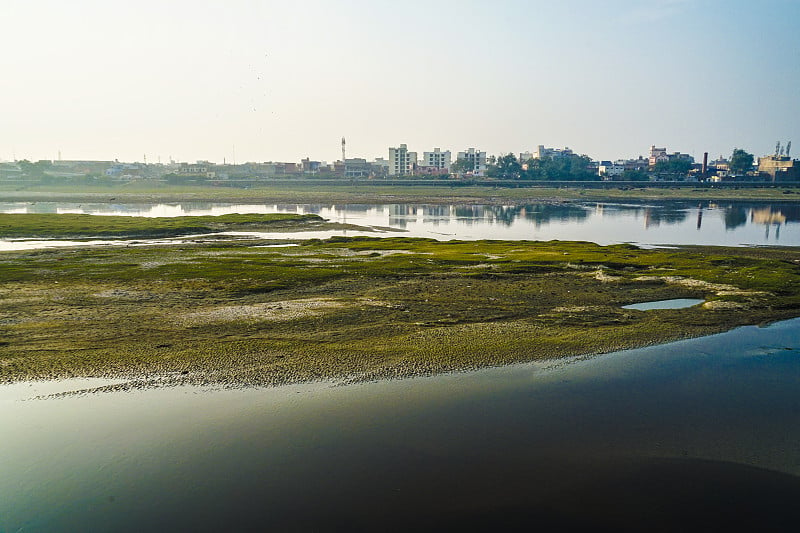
2, 0, 798, 164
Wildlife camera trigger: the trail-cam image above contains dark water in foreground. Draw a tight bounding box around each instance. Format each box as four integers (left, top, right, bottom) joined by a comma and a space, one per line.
2, 319, 800, 532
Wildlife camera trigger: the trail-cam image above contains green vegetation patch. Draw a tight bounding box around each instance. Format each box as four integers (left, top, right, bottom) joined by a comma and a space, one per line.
0, 212, 332, 239
1, 237, 799, 387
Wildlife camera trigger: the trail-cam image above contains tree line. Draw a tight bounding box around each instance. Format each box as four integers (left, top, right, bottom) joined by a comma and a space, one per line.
485, 153, 600, 181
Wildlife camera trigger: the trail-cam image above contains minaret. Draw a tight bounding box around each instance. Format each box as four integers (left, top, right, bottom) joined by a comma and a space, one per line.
341, 137, 347, 177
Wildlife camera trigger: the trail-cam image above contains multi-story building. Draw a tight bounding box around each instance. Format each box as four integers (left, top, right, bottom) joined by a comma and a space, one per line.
648, 146, 669, 168
370, 157, 390, 178
758, 155, 800, 181
456, 148, 487, 177
422, 148, 451, 172
301, 158, 322, 174
533, 145, 574, 159
174, 162, 215, 178
623, 156, 649, 172
344, 158, 371, 178
388, 144, 417, 176
598, 160, 626, 179
648, 146, 694, 169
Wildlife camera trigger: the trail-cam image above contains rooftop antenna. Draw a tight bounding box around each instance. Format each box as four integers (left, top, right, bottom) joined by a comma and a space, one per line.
786, 141, 792, 158
775, 141, 781, 157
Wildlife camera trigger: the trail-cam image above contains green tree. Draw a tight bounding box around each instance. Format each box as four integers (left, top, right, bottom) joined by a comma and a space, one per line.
521, 154, 597, 181
729, 148, 754, 175
654, 158, 692, 178
487, 153, 521, 179
621, 169, 649, 181
17, 159, 53, 178
450, 158, 474, 175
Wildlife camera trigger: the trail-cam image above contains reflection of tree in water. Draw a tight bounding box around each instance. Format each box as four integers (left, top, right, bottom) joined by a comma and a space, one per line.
723, 207, 748, 230
452, 204, 589, 227
643, 207, 688, 227
778, 205, 800, 223
521, 204, 589, 225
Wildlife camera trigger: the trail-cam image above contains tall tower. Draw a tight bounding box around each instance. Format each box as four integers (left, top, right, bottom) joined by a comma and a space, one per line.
341, 137, 346, 162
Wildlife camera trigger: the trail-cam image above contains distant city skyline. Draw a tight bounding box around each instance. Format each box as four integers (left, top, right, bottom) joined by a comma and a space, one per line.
2, 0, 798, 164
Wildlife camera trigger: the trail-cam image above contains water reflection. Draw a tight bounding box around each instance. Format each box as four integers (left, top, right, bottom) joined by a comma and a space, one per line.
1, 200, 799, 247
2, 319, 800, 531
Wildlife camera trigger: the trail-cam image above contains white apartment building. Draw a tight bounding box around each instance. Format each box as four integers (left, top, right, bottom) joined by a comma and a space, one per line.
388, 144, 417, 176
456, 148, 487, 177
422, 148, 451, 171
598, 160, 626, 178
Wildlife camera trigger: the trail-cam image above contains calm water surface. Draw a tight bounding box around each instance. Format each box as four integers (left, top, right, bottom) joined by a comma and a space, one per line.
2, 200, 799, 248
2, 319, 800, 531
2, 199, 800, 530
622, 298, 705, 310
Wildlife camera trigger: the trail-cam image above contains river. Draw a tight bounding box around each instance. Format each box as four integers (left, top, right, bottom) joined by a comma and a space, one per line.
1, 200, 799, 249
1, 319, 799, 531
2, 199, 800, 531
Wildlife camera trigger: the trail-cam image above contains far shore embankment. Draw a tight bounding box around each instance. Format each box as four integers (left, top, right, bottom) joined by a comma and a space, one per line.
1, 180, 800, 205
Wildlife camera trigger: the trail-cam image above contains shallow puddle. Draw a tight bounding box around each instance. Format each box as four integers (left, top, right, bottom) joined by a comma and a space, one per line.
622, 298, 705, 310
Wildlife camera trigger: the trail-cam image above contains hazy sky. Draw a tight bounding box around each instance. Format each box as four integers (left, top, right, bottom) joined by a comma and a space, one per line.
2, 0, 798, 164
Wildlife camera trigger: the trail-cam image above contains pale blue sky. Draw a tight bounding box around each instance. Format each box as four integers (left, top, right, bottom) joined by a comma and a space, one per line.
1, 0, 798, 164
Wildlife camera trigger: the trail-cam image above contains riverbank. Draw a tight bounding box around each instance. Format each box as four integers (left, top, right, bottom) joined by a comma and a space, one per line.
2, 236, 798, 388
2, 182, 800, 205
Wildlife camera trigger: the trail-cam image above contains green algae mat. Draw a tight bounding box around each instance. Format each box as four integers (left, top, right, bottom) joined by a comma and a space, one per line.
0, 212, 341, 238
1, 236, 799, 387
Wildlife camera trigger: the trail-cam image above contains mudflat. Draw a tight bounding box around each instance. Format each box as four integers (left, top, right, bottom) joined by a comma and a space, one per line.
2, 231, 799, 388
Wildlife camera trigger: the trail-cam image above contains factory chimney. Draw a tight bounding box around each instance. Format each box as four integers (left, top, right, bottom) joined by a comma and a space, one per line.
702, 152, 708, 181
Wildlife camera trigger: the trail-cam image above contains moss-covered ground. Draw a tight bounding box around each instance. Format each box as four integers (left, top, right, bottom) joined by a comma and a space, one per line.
2, 233, 799, 388
0, 212, 361, 238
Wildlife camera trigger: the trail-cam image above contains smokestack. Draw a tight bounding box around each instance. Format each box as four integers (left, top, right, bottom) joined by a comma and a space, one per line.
702, 152, 708, 180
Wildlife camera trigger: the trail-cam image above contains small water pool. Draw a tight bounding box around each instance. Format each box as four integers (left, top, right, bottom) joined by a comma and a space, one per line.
622, 298, 705, 310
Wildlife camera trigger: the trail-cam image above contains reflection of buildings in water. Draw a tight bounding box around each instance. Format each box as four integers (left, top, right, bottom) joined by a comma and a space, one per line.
388, 204, 419, 228
422, 205, 450, 217
454, 205, 487, 226
750, 208, 786, 225
697, 207, 703, 230
334, 204, 371, 213
644, 208, 654, 228
751, 208, 786, 240
275, 204, 301, 213
421, 205, 451, 226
